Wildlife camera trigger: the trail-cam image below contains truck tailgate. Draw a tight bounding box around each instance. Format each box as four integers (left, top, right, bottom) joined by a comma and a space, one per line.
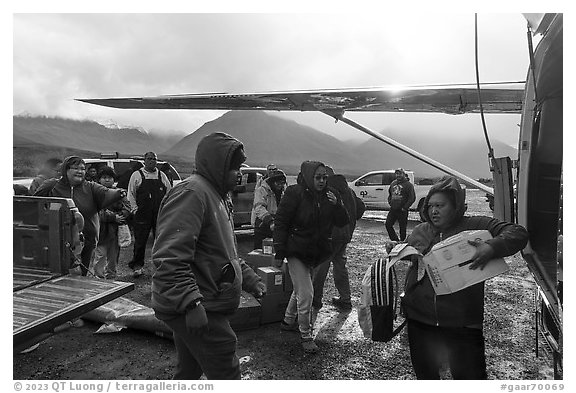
13, 275, 134, 349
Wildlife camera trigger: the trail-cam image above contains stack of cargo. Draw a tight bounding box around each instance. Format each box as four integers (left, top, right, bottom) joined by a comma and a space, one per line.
229, 238, 294, 331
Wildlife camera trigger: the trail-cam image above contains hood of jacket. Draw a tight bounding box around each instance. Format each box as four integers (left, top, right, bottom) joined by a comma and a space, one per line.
326, 174, 349, 195
195, 132, 245, 196
58, 156, 85, 187
421, 176, 466, 225
296, 160, 324, 192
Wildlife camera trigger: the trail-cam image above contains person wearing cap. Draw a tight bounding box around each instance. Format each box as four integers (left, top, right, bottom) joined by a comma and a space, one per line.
151, 132, 266, 379
255, 163, 278, 189
251, 168, 287, 249
385, 168, 416, 241
127, 151, 172, 277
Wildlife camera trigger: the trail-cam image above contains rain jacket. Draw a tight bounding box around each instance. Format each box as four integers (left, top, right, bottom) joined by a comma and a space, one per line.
273, 161, 349, 267
250, 178, 281, 228
33, 156, 124, 247
151, 133, 262, 320
402, 177, 529, 328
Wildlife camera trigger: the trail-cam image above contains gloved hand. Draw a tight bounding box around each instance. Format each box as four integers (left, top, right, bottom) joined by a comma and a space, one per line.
252, 281, 267, 298
468, 240, 495, 270
185, 303, 208, 335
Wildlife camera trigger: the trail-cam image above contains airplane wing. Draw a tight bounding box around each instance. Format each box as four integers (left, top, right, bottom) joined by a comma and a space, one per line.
78, 82, 525, 115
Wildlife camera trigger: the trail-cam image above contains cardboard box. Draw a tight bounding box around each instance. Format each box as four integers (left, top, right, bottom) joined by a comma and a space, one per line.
423, 230, 509, 295
229, 291, 261, 331
245, 249, 275, 270
259, 291, 292, 324
262, 238, 274, 254
257, 266, 284, 294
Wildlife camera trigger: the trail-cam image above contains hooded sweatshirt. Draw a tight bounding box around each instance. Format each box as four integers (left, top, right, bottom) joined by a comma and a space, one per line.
388, 173, 416, 211
151, 132, 261, 319
273, 161, 349, 267
33, 156, 123, 247
402, 176, 529, 328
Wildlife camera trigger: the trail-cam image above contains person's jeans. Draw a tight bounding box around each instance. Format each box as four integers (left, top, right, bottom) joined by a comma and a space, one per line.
91, 235, 120, 279
385, 208, 409, 241
283, 257, 315, 339
312, 242, 351, 309
163, 312, 240, 380
407, 319, 487, 380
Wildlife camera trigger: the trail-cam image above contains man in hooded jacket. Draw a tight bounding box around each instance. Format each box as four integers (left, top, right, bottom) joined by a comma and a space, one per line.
273, 161, 349, 353
151, 132, 266, 380
385, 168, 416, 241
401, 176, 528, 379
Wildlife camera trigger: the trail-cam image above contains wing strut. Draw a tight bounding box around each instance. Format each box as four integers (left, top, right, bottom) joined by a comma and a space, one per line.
323, 110, 494, 194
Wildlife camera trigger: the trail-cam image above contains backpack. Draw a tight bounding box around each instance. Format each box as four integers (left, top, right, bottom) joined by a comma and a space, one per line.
358, 243, 422, 342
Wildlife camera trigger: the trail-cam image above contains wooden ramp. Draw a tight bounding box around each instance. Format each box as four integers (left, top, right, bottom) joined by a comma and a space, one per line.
13, 275, 134, 349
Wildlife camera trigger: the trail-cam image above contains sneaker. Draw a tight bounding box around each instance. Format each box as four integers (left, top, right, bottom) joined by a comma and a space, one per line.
301, 338, 319, 353
133, 268, 144, 278
280, 321, 299, 332
331, 297, 352, 311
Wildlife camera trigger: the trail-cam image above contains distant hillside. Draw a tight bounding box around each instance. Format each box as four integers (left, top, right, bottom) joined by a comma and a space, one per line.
13, 115, 181, 155
350, 129, 518, 179
164, 111, 369, 175
13, 113, 517, 180
164, 111, 516, 179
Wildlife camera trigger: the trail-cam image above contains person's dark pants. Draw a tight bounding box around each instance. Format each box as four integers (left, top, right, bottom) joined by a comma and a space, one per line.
312, 242, 351, 309
253, 224, 273, 250
79, 237, 96, 276
385, 208, 409, 241
407, 319, 487, 380
163, 312, 240, 380
130, 218, 156, 269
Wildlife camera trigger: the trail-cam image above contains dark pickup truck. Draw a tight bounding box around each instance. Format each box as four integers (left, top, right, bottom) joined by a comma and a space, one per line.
13, 196, 134, 352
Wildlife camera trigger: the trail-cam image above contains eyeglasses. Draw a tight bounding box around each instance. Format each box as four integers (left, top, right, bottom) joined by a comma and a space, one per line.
69, 166, 86, 171
314, 175, 328, 181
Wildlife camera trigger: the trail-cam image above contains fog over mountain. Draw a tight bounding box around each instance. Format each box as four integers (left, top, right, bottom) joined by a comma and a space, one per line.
13, 112, 516, 178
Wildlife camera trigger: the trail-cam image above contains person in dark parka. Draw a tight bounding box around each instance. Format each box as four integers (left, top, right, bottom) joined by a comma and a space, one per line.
273, 160, 349, 353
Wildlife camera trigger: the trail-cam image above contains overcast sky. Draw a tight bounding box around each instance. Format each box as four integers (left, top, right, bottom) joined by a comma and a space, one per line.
11, 8, 548, 147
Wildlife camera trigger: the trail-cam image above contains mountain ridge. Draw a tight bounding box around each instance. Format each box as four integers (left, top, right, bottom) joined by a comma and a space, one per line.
13, 113, 516, 178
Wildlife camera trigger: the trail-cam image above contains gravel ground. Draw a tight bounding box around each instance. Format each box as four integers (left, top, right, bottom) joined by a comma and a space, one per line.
12, 190, 554, 380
